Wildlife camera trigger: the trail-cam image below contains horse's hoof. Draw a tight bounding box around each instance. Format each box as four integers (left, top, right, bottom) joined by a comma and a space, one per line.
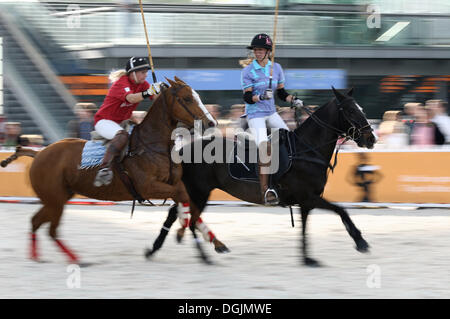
144, 248, 154, 259
304, 257, 321, 267
30, 256, 39, 262
201, 256, 214, 265
356, 239, 370, 253
176, 229, 185, 243
215, 246, 231, 254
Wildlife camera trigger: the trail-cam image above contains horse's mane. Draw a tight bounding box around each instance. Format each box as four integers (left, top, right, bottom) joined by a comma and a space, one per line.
135, 86, 169, 129
294, 98, 336, 135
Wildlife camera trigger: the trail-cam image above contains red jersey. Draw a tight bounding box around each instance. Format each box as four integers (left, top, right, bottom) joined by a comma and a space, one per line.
94, 75, 150, 125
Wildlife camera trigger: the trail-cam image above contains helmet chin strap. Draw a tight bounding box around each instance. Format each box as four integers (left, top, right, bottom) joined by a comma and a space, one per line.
132, 71, 139, 84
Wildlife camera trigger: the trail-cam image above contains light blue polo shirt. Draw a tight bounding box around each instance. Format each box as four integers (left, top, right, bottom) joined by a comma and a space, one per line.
241, 60, 285, 120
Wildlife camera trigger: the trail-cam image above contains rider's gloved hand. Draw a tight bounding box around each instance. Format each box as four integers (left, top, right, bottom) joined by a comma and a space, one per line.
259, 89, 273, 101
291, 96, 304, 109
142, 82, 163, 99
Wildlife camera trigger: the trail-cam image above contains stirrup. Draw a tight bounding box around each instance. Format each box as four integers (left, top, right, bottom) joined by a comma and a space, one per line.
264, 188, 279, 205
93, 167, 113, 187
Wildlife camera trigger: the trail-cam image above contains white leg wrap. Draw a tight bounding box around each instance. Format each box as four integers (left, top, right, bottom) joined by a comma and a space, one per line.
178, 203, 190, 228
196, 218, 215, 243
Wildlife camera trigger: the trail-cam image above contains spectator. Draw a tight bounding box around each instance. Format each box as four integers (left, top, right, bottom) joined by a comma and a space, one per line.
385, 121, 408, 148
410, 106, 444, 146
3, 122, 28, 147
377, 110, 408, 147
205, 104, 227, 135
426, 99, 450, 144
228, 104, 245, 126
223, 104, 245, 138
0, 115, 5, 144
401, 102, 421, 143
205, 104, 221, 121
347, 152, 383, 202
67, 103, 97, 140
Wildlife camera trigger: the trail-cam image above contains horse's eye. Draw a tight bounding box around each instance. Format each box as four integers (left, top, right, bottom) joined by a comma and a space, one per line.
183, 97, 192, 103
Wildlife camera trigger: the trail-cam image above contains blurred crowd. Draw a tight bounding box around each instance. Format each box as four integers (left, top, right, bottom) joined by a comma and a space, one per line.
0, 99, 448, 150
0, 117, 43, 149
375, 99, 450, 148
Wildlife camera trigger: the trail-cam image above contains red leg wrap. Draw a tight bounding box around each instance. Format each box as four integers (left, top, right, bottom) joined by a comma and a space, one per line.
55, 239, 79, 263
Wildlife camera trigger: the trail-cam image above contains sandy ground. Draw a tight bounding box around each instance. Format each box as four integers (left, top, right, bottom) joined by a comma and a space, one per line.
0, 202, 449, 299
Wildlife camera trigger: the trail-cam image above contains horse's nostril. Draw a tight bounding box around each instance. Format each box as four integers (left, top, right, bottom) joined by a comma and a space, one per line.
208, 121, 215, 127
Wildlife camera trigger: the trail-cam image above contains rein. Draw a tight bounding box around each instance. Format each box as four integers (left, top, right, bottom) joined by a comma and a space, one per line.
291, 98, 370, 172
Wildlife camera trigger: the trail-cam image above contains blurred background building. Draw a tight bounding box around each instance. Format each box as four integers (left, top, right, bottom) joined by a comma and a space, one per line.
0, 0, 449, 145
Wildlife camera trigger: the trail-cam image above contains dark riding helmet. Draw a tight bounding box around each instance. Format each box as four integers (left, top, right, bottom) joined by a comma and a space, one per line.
126, 57, 151, 73
247, 33, 273, 50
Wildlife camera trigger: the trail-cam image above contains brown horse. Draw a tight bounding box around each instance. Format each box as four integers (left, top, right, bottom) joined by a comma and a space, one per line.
1, 77, 217, 264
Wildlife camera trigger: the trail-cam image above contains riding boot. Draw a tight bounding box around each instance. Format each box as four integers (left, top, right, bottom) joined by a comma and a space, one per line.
93, 130, 129, 187
258, 142, 279, 206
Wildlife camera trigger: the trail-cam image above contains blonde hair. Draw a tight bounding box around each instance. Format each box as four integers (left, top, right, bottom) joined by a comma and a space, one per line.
239, 51, 272, 68
239, 57, 254, 68
109, 69, 128, 83
382, 110, 401, 122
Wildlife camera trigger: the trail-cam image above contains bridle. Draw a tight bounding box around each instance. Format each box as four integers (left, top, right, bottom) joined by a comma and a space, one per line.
301, 98, 373, 142
132, 84, 211, 154
291, 97, 373, 173
168, 84, 212, 125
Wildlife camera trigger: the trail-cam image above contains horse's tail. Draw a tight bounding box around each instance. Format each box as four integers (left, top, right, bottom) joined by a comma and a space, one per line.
0, 146, 38, 168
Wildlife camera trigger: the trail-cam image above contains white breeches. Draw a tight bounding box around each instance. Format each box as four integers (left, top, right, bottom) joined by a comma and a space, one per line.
247, 112, 289, 146
95, 119, 123, 140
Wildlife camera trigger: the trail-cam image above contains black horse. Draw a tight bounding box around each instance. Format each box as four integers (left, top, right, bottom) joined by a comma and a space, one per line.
146, 88, 377, 266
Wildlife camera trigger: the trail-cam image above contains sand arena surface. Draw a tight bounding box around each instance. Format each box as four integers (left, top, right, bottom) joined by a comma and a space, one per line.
0, 203, 449, 298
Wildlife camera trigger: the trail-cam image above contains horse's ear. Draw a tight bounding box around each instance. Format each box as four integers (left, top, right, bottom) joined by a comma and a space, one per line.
166, 77, 177, 88
174, 76, 187, 85
347, 87, 354, 97
332, 86, 345, 103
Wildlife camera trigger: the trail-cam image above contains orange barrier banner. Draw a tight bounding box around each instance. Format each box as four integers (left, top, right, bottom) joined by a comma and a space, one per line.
324, 150, 450, 204
1, 150, 449, 203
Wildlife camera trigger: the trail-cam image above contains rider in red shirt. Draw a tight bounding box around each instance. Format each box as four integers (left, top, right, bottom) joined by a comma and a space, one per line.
93, 56, 162, 187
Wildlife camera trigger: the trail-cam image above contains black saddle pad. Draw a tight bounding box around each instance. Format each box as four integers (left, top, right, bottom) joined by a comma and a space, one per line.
228, 129, 295, 184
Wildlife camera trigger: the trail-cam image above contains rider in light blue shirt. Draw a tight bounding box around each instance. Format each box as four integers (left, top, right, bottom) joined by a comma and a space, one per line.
240, 33, 304, 205
241, 60, 285, 120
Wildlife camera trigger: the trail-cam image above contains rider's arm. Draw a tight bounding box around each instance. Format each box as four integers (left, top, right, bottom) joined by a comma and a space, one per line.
126, 82, 160, 104
276, 84, 293, 103
126, 92, 145, 104
243, 87, 260, 103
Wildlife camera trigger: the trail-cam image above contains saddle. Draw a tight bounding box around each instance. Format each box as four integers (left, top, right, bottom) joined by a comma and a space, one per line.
80, 121, 147, 204
87, 120, 135, 163
227, 128, 296, 185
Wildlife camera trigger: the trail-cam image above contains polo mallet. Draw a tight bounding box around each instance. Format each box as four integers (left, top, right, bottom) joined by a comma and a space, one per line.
138, 0, 157, 83
268, 0, 280, 89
